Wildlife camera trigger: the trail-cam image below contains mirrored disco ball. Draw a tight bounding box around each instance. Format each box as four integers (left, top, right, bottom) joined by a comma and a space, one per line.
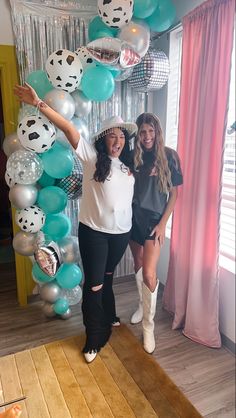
128, 49, 170, 91
56, 154, 83, 200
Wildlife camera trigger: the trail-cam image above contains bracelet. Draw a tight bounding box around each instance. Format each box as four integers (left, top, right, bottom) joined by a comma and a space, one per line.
36, 99, 47, 109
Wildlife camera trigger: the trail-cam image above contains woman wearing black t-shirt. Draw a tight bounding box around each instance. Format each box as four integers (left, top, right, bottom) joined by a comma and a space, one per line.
130, 113, 183, 354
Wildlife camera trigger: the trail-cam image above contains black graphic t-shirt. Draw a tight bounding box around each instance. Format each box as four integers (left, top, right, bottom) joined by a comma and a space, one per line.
133, 147, 183, 217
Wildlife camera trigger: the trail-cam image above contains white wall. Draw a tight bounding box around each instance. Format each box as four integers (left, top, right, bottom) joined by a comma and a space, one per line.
0, 0, 14, 45
154, 0, 236, 346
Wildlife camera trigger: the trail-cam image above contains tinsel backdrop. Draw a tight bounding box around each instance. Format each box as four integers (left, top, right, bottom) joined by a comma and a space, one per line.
9, 0, 146, 277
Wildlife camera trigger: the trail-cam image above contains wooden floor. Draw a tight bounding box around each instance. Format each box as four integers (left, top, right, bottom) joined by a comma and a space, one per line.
0, 261, 235, 418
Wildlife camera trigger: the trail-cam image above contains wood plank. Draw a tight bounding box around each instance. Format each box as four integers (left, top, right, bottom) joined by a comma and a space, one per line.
61, 336, 114, 418
15, 350, 50, 418
88, 347, 138, 418
100, 342, 158, 418
30, 345, 71, 418
0, 355, 28, 417
46, 340, 92, 418
0, 269, 235, 418
111, 325, 202, 418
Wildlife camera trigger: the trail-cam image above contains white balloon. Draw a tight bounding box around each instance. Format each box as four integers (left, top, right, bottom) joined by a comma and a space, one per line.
46, 49, 83, 93
17, 115, 56, 153
15, 205, 46, 233
75, 46, 96, 72
44, 89, 75, 121
98, 0, 134, 28
5, 171, 17, 188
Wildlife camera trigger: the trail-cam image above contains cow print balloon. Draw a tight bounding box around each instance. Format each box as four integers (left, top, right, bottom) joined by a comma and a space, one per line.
98, 0, 134, 29
75, 46, 96, 72
15, 205, 46, 233
46, 49, 83, 93
17, 115, 56, 153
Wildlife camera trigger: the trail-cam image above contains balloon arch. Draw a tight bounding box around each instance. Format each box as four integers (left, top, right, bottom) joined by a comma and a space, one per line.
4, 0, 175, 319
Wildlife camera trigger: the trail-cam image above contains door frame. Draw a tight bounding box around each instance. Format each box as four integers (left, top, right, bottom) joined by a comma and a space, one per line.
0, 44, 34, 306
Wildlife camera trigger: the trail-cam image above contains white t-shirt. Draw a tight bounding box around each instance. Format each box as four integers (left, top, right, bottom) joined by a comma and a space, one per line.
75, 136, 134, 234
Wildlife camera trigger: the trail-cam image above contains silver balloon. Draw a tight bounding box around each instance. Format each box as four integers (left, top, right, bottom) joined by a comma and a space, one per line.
2, 132, 24, 157
128, 48, 170, 91
6, 150, 44, 184
56, 116, 89, 146
40, 281, 61, 303
58, 235, 80, 263
44, 88, 75, 120
60, 285, 82, 306
118, 19, 150, 58
71, 117, 89, 142
42, 302, 57, 318
71, 90, 92, 119
9, 183, 38, 209
61, 307, 72, 319
13, 231, 38, 256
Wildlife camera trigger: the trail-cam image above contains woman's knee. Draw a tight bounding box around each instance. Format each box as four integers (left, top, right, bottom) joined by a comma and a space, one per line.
91, 284, 103, 292
143, 272, 157, 292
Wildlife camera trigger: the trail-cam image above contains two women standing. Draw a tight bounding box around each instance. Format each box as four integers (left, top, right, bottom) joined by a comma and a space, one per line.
14, 84, 182, 361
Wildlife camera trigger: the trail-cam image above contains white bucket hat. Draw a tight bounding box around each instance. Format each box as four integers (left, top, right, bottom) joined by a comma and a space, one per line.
92, 116, 137, 141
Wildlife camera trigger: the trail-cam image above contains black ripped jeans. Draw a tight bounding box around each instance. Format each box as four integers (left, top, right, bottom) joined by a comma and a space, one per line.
79, 222, 130, 352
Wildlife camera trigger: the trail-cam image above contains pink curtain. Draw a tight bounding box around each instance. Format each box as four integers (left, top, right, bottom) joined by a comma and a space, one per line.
163, 0, 235, 347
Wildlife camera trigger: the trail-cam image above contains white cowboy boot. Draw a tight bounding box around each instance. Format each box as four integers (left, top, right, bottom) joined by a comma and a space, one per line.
142, 281, 159, 354
131, 268, 143, 324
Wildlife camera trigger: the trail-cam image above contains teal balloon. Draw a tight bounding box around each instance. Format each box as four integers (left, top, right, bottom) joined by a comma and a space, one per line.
109, 68, 122, 78
26, 70, 53, 99
81, 66, 115, 102
32, 262, 55, 283
37, 186, 68, 214
41, 142, 74, 179
53, 298, 69, 315
88, 16, 118, 41
145, 0, 176, 32
134, 0, 158, 19
38, 171, 56, 187
42, 213, 71, 241
56, 263, 82, 289
95, 29, 115, 40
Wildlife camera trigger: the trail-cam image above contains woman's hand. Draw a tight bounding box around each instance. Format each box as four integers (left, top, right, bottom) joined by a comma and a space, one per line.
14, 83, 40, 107
150, 221, 166, 246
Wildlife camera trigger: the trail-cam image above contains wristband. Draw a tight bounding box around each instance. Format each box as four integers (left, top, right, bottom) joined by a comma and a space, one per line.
36, 99, 47, 110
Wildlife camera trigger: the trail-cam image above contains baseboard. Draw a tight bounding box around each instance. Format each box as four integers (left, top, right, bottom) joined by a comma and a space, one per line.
221, 333, 236, 355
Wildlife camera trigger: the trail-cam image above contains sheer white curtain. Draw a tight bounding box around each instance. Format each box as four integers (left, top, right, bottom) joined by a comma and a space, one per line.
10, 0, 144, 276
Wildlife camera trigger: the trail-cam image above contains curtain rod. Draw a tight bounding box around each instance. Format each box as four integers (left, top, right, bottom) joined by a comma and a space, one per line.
151, 21, 182, 40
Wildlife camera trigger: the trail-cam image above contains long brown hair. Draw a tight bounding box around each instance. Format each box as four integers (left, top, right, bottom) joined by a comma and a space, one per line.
134, 113, 172, 193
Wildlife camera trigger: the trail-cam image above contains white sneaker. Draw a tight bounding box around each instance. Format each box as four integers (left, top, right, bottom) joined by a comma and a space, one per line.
112, 316, 121, 327
84, 350, 97, 363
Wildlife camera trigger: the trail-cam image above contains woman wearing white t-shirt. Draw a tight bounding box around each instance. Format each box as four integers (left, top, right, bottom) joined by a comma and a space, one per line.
14, 83, 137, 363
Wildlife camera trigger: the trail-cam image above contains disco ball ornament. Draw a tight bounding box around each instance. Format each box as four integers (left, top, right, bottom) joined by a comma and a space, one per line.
128, 49, 170, 91
56, 155, 83, 200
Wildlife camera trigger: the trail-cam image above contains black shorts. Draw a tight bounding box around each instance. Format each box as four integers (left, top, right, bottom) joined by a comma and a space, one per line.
130, 206, 162, 246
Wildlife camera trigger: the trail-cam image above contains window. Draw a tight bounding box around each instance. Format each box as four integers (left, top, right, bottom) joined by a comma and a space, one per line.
165, 26, 183, 237
165, 26, 235, 274
219, 31, 235, 274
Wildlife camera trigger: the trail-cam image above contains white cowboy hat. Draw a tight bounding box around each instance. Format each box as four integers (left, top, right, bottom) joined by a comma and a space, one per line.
92, 116, 137, 141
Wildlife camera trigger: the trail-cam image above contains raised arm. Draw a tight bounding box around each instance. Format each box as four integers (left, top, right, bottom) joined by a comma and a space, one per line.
14, 83, 80, 149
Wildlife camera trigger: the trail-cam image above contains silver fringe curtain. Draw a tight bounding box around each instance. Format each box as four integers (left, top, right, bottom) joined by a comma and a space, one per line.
10, 0, 145, 276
